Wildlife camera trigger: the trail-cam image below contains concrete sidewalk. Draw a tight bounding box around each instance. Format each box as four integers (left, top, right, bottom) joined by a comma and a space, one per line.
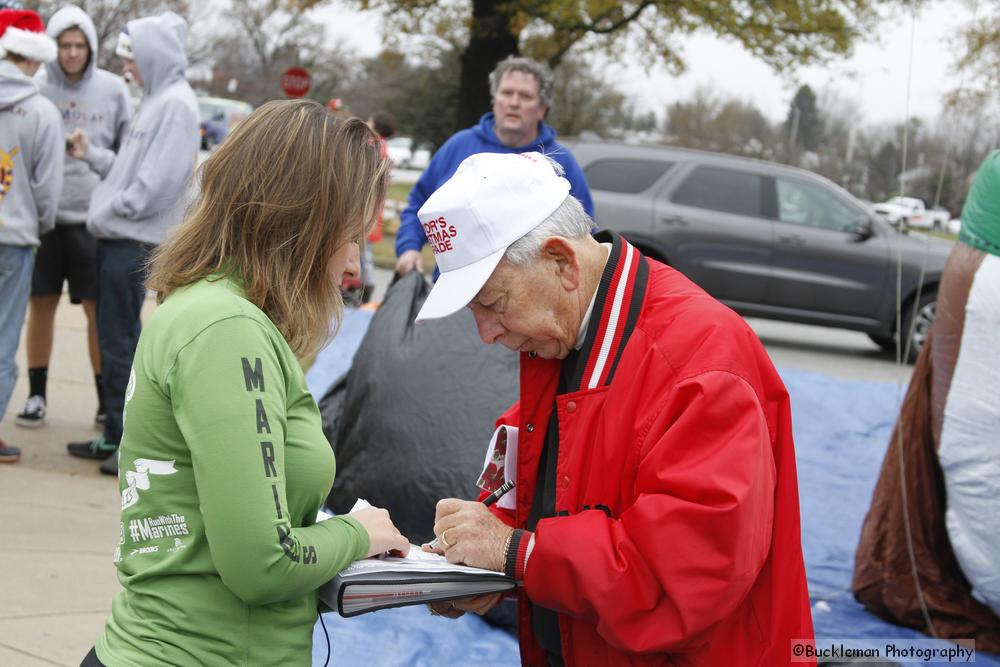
0, 295, 156, 666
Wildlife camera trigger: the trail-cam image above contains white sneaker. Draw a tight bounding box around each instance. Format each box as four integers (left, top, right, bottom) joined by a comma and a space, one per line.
16, 395, 46, 428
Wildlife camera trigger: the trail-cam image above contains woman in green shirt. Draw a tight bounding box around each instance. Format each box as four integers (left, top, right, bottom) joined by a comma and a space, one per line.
82, 99, 410, 667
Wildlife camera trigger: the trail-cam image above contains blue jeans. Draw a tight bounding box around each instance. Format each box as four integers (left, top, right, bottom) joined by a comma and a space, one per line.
0, 245, 35, 423
96, 239, 153, 444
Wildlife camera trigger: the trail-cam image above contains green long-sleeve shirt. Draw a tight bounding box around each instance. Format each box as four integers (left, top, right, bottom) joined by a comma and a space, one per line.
95, 276, 368, 667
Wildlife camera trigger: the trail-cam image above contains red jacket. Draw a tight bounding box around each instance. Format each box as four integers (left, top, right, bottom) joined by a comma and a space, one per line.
488, 234, 814, 666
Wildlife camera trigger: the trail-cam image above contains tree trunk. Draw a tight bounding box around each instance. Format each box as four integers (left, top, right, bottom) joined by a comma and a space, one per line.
456, 0, 519, 130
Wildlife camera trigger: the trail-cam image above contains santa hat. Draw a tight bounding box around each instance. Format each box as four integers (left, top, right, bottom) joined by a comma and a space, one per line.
0, 9, 58, 62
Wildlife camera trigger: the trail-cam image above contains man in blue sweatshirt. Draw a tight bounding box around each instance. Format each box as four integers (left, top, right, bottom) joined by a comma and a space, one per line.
15, 5, 132, 431
394, 56, 594, 276
0, 8, 62, 463
65, 11, 199, 463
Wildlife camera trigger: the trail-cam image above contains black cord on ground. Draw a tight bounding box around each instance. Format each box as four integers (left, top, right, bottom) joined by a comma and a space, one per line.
320, 611, 331, 666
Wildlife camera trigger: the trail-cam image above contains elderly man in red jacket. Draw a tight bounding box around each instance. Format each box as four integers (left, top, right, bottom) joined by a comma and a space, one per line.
418, 151, 815, 667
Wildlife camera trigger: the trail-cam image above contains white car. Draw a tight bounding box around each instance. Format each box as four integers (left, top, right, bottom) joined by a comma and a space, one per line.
386, 137, 413, 167
409, 143, 431, 170
386, 137, 431, 170
872, 196, 934, 229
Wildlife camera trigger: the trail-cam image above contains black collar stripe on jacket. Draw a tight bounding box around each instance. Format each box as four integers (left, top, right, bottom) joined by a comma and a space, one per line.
585, 241, 637, 389
571, 232, 649, 393
603, 250, 649, 386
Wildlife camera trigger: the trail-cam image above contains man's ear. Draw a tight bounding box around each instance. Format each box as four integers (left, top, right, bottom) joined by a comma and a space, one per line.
541, 237, 579, 291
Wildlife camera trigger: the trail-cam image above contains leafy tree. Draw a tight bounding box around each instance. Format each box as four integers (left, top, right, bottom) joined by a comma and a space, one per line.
666, 86, 774, 159
321, 49, 409, 124
342, 48, 638, 147
666, 86, 719, 148
25, 0, 338, 105
547, 57, 631, 138
630, 109, 659, 134
867, 138, 900, 203
343, 45, 465, 149
950, 9, 1000, 107
202, 0, 345, 105
784, 84, 820, 152
713, 99, 774, 159
345, 0, 890, 136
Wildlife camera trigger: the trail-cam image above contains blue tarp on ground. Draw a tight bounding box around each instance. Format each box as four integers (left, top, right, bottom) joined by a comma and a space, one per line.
305, 307, 375, 401
308, 321, 1000, 666
311, 605, 521, 667
786, 369, 999, 666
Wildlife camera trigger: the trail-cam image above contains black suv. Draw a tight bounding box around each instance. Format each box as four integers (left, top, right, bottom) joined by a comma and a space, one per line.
565, 140, 952, 362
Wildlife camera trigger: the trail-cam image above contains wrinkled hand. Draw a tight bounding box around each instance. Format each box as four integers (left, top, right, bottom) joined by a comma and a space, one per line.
66, 129, 88, 159
394, 249, 423, 276
351, 506, 410, 559
424, 498, 512, 572
427, 592, 503, 619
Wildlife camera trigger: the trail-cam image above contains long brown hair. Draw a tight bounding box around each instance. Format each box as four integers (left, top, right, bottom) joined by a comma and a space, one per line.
147, 99, 389, 358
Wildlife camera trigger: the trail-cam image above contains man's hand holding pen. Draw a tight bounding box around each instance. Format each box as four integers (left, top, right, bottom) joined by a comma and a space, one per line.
423, 498, 513, 619
425, 498, 514, 571
427, 479, 515, 547
424, 479, 517, 568
422, 480, 517, 618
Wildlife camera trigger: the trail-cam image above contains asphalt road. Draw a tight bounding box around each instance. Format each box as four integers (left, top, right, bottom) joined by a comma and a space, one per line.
745, 317, 913, 385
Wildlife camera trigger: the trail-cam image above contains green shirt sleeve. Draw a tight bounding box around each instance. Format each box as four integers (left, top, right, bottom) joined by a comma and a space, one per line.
960, 150, 1000, 257
165, 315, 369, 606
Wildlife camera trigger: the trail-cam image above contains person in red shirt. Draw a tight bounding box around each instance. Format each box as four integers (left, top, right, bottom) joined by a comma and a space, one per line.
416, 151, 815, 666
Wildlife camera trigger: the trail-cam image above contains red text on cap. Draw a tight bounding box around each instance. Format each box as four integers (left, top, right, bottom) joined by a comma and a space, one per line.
422, 216, 458, 254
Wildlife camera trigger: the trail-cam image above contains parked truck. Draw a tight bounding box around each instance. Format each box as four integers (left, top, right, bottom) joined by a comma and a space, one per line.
929, 206, 952, 230
872, 196, 949, 230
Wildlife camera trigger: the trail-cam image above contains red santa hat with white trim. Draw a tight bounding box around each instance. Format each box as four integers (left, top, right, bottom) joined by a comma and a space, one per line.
0, 9, 57, 62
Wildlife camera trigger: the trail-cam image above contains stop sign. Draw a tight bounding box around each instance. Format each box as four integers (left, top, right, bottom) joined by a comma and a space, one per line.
280, 67, 311, 98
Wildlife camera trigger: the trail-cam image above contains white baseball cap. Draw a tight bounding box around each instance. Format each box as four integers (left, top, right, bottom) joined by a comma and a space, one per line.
414, 151, 571, 322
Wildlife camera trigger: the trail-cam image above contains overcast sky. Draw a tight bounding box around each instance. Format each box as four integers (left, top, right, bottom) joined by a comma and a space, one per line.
312, 0, 975, 126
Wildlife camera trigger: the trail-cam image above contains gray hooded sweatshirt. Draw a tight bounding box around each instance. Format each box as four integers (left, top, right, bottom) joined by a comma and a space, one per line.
83, 11, 198, 245
0, 60, 63, 247
37, 5, 132, 226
